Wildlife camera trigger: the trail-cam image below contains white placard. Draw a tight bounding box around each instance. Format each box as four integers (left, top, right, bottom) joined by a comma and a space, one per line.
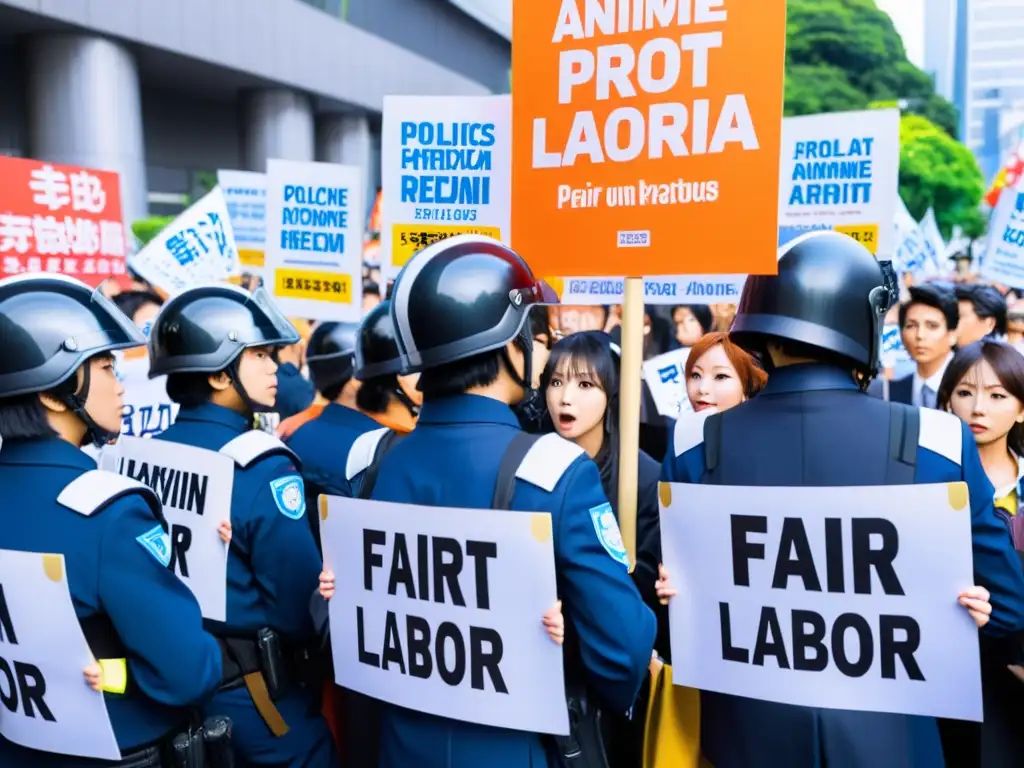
109, 438, 234, 621
218, 170, 267, 277
981, 178, 1024, 289
642, 348, 693, 419
880, 325, 911, 368
0, 549, 120, 760
381, 95, 511, 279
661, 482, 982, 721
264, 160, 364, 321
320, 495, 568, 735
129, 187, 240, 295
117, 353, 178, 439
778, 109, 901, 258
557, 275, 746, 306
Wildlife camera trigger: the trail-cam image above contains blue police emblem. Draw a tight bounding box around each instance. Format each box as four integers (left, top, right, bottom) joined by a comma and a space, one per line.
270, 475, 306, 520
136, 524, 171, 567
588, 502, 629, 567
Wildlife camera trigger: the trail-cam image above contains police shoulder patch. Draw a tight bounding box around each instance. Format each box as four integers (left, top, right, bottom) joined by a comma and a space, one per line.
270, 474, 306, 520
588, 502, 629, 568
136, 524, 171, 567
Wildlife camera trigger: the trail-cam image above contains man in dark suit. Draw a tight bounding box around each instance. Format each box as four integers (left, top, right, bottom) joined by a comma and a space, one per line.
869, 284, 958, 406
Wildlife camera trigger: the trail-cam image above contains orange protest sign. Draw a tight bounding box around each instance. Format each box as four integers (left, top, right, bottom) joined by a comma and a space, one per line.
0, 156, 127, 287
511, 0, 786, 278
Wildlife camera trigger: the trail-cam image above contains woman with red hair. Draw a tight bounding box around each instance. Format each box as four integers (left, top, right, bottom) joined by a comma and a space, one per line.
684, 331, 768, 413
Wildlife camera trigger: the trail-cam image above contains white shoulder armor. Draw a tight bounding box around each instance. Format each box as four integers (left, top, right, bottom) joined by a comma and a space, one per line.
673, 409, 714, 458
220, 430, 296, 468
515, 433, 586, 492
345, 428, 391, 481
917, 407, 963, 466
57, 470, 154, 517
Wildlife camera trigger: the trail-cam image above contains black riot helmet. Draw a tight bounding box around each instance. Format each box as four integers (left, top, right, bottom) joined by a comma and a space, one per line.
148, 284, 299, 411
306, 321, 360, 394
389, 234, 558, 381
355, 300, 403, 381
730, 231, 899, 381
0, 273, 146, 446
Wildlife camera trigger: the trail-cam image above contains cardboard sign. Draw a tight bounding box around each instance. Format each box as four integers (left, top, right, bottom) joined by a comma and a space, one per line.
381, 95, 511, 279
0, 550, 120, 760
778, 109, 901, 257
642, 347, 693, 418
320, 496, 569, 735
0, 156, 126, 286
109, 438, 234, 621
218, 170, 267, 275
264, 160, 364, 321
511, 0, 786, 277
660, 481, 982, 721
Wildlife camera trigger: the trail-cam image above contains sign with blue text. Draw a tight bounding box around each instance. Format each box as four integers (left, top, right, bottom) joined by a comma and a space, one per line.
218, 170, 267, 277
265, 159, 364, 320
778, 109, 900, 258
981, 178, 1024, 289
557, 275, 745, 306
381, 95, 511, 279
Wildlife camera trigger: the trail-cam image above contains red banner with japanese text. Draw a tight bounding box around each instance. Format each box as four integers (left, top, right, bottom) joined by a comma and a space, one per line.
0, 156, 127, 287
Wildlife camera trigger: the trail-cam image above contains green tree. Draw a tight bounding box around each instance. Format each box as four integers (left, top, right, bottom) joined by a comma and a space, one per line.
898, 114, 986, 239
131, 216, 175, 248
785, 0, 958, 137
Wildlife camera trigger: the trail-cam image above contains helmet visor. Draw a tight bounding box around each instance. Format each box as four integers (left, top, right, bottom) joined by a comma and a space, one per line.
244, 287, 301, 347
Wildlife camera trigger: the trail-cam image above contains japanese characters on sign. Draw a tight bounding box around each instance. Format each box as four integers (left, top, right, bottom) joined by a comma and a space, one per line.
130, 187, 240, 296
217, 170, 267, 275
381, 95, 510, 280
0, 157, 126, 287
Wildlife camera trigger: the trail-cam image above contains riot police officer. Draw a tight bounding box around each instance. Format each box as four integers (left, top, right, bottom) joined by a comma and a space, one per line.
148, 284, 336, 767
347, 234, 656, 768
0, 274, 223, 767
661, 231, 1024, 768
351, 299, 421, 432
286, 320, 378, 545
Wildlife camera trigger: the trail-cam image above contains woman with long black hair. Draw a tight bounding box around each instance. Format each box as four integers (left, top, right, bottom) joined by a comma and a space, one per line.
540, 330, 661, 768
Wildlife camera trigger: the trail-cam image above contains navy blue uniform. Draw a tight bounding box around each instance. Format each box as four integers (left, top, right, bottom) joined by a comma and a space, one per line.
349, 394, 656, 768
274, 362, 315, 420
286, 402, 380, 502
662, 364, 1024, 768
0, 438, 222, 766
156, 403, 334, 767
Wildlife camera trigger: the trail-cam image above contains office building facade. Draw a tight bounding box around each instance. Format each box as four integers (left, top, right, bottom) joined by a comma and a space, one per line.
0, 0, 510, 226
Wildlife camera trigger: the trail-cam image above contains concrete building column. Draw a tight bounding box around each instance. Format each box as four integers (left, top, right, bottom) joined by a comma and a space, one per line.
243, 89, 315, 171
26, 35, 148, 228
317, 113, 375, 217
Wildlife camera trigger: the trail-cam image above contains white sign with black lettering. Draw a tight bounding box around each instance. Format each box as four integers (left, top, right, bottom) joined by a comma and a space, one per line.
660, 482, 982, 721
0, 549, 120, 760
110, 437, 234, 621
320, 496, 568, 735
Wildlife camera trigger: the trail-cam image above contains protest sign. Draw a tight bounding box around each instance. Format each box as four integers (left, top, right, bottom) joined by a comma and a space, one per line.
642, 347, 693, 418
130, 187, 240, 295
110, 438, 233, 621
880, 325, 910, 368
116, 353, 178, 439
980, 179, 1024, 289
0, 156, 127, 286
265, 160, 363, 321
659, 481, 982, 721
555, 274, 745, 305
778, 109, 901, 258
320, 496, 568, 735
918, 208, 948, 275
893, 197, 928, 275
381, 95, 510, 279
0, 549, 120, 760
218, 170, 267, 276
511, 0, 786, 277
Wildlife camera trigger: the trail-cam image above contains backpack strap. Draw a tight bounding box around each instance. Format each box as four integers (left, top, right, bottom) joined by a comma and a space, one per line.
491, 432, 543, 511
886, 402, 920, 484
357, 430, 407, 500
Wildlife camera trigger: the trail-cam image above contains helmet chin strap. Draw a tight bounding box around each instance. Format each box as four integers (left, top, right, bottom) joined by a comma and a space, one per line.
392, 385, 420, 418
505, 326, 545, 425
226, 359, 274, 420
60, 364, 121, 448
